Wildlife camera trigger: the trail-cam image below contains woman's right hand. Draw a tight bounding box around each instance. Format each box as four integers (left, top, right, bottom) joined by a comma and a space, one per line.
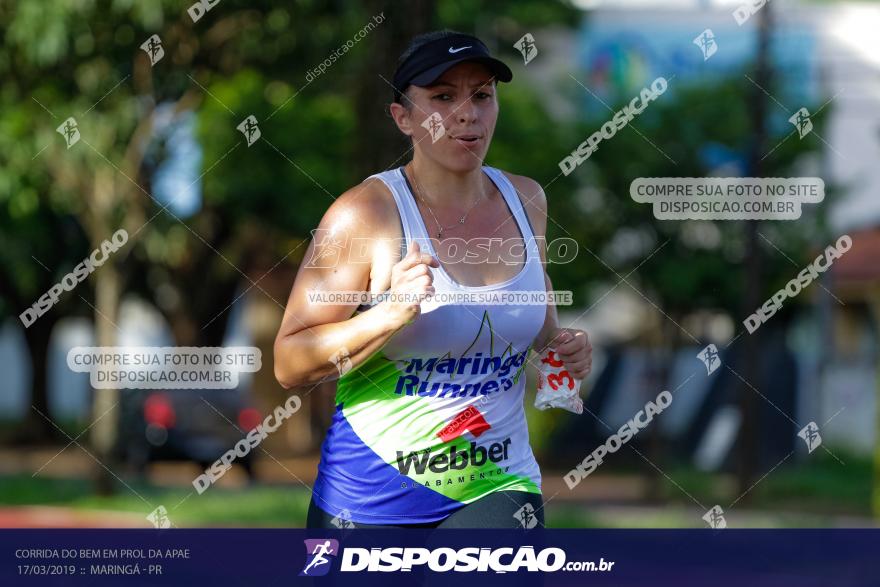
384, 240, 439, 327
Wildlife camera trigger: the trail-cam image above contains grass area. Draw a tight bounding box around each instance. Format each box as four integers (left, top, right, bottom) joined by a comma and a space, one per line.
545, 507, 603, 528
1, 450, 873, 528
0, 474, 607, 528
0, 475, 312, 526
659, 451, 873, 516
0, 474, 611, 528
546, 504, 713, 528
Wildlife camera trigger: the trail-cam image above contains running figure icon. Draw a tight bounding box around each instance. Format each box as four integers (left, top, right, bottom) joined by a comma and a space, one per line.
300, 539, 339, 576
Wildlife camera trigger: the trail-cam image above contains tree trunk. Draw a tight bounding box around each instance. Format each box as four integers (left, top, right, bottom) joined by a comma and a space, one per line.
14, 314, 62, 444
738, 2, 773, 498
88, 167, 124, 497
90, 260, 122, 496
647, 311, 679, 502
352, 0, 434, 179
869, 287, 880, 518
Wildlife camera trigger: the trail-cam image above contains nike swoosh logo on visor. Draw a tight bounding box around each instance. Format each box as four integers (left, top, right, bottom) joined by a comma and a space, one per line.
448, 46, 472, 54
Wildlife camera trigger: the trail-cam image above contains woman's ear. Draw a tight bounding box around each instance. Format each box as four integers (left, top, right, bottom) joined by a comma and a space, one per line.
389, 101, 414, 138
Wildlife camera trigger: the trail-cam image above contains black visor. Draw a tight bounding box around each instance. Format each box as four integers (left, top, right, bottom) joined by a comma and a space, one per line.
392, 33, 513, 103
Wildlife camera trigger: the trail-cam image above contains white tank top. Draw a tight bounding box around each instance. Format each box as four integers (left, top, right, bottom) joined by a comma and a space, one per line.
311, 164, 547, 524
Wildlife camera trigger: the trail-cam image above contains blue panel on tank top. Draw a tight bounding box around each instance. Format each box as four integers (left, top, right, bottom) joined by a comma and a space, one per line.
312, 405, 464, 524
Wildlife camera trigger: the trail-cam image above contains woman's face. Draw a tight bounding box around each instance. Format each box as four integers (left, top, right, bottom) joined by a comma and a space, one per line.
393, 61, 499, 172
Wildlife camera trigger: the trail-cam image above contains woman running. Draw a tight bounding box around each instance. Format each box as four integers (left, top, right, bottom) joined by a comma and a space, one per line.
274, 30, 591, 529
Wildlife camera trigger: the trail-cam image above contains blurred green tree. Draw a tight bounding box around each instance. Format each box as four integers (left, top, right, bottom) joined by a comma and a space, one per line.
0, 0, 582, 489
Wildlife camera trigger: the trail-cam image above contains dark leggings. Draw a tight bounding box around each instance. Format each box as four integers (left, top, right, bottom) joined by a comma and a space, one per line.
306, 490, 544, 529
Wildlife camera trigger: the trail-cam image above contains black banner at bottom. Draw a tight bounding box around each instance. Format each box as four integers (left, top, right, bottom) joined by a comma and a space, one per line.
1, 529, 874, 586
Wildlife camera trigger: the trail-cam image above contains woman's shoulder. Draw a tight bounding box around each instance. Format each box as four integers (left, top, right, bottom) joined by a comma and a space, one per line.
493, 168, 547, 238
322, 175, 400, 238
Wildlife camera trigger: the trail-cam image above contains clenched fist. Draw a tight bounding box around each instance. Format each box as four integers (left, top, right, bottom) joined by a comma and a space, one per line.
541, 328, 592, 380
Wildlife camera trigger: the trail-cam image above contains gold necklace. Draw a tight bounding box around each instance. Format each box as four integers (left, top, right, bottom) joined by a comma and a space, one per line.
408, 164, 487, 238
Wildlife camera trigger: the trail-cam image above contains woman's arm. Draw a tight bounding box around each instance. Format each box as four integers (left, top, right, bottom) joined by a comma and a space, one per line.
508, 173, 592, 379
273, 181, 438, 389
534, 270, 561, 352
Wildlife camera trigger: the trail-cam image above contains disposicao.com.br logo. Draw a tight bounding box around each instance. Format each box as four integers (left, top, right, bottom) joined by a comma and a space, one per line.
300, 540, 615, 574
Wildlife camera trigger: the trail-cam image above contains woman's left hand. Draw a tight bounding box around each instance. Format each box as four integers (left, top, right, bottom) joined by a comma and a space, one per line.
541, 328, 592, 380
